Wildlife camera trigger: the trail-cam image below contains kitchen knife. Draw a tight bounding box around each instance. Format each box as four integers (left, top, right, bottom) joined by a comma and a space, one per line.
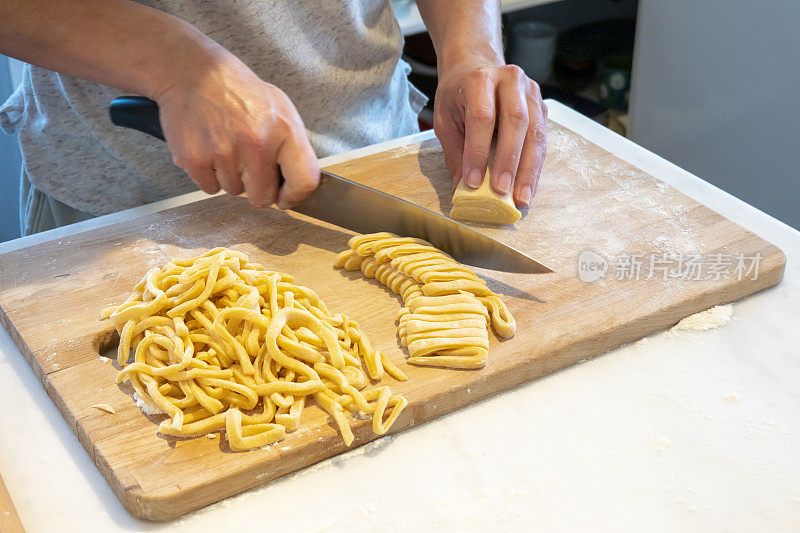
109, 96, 552, 274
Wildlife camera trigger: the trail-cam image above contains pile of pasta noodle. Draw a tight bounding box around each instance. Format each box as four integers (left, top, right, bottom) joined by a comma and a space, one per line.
335, 232, 516, 369
101, 247, 408, 450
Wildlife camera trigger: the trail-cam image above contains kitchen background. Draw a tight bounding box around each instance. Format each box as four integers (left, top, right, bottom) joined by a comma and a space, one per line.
1, 0, 798, 243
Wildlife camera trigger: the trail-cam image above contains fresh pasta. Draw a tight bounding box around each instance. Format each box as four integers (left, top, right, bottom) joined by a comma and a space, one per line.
335, 232, 516, 369
449, 153, 521, 225
451, 176, 521, 225
101, 247, 408, 450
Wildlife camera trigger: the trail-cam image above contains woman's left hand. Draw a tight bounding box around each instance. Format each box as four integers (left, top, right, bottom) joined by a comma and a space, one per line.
433, 61, 548, 207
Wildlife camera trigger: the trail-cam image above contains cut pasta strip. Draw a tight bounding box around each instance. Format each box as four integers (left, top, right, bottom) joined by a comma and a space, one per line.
335, 233, 516, 369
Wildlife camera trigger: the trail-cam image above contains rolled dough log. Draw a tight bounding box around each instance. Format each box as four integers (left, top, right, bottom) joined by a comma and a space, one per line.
451, 170, 521, 225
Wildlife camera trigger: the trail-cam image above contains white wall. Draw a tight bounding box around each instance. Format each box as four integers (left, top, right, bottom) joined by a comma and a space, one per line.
629, 0, 800, 229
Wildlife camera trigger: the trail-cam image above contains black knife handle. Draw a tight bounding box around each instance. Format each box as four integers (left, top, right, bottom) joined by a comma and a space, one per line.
109, 96, 165, 141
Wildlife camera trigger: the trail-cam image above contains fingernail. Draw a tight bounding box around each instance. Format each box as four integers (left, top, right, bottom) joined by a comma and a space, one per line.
520, 185, 532, 206
497, 172, 513, 195
466, 168, 483, 188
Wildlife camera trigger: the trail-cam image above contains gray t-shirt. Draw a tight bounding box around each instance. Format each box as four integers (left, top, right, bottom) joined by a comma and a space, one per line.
0, 0, 426, 216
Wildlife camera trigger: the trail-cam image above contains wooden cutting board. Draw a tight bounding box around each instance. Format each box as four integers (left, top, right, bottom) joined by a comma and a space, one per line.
0, 123, 784, 521
0, 471, 25, 533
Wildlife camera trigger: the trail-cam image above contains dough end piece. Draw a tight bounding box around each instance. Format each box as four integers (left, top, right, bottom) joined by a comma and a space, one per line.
91, 403, 116, 414
450, 176, 521, 225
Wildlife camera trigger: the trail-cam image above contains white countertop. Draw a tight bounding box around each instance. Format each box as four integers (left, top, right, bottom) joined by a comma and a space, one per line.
393, 0, 562, 36
1, 100, 799, 531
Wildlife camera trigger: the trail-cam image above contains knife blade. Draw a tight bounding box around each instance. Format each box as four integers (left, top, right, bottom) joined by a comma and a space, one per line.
295, 170, 551, 273
110, 96, 552, 273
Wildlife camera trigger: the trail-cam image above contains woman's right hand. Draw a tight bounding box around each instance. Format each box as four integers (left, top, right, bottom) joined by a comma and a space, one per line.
155, 53, 320, 209
1, 0, 319, 209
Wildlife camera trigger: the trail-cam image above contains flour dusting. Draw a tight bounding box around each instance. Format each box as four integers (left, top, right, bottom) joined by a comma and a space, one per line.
673, 305, 733, 331
649, 434, 670, 452
133, 392, 163, 415
722, 392, 740, 402
548, 127, 598, 188
387, 143, 436, 159
543, 126, 703, 258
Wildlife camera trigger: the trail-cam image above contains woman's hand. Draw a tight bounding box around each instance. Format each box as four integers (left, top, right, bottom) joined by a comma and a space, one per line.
434, 60, 548, 207
156, 53, 320, 209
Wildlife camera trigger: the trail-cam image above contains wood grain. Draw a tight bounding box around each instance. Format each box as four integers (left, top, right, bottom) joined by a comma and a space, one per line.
0, 471, 25, 533
0, 123, 785, 521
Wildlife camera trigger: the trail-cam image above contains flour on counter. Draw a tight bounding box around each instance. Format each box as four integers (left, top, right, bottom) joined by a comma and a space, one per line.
133, 392, 163, 415
672, 305, 733, 331
722, 392, 740, 403
648, 435, 670, 452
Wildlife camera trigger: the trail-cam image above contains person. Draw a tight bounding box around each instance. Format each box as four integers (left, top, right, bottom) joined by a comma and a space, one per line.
0, 0, 547, 236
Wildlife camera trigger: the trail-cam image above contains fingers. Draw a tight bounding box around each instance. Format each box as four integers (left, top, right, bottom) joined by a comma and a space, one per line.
435, 63, 548, 208
167, 130, 221, 194
491, 66, 528, 196
212, 147, 244, 196
513, 82, 547, 207
238, 130, 316, 210
240, 144, 278, 208
275, 132, 320, 209
433, 106, 464, 189
161, 78, 319, 209
179, 154, 220, 194
461, 70, 496, 189
192, 119, 316, 210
